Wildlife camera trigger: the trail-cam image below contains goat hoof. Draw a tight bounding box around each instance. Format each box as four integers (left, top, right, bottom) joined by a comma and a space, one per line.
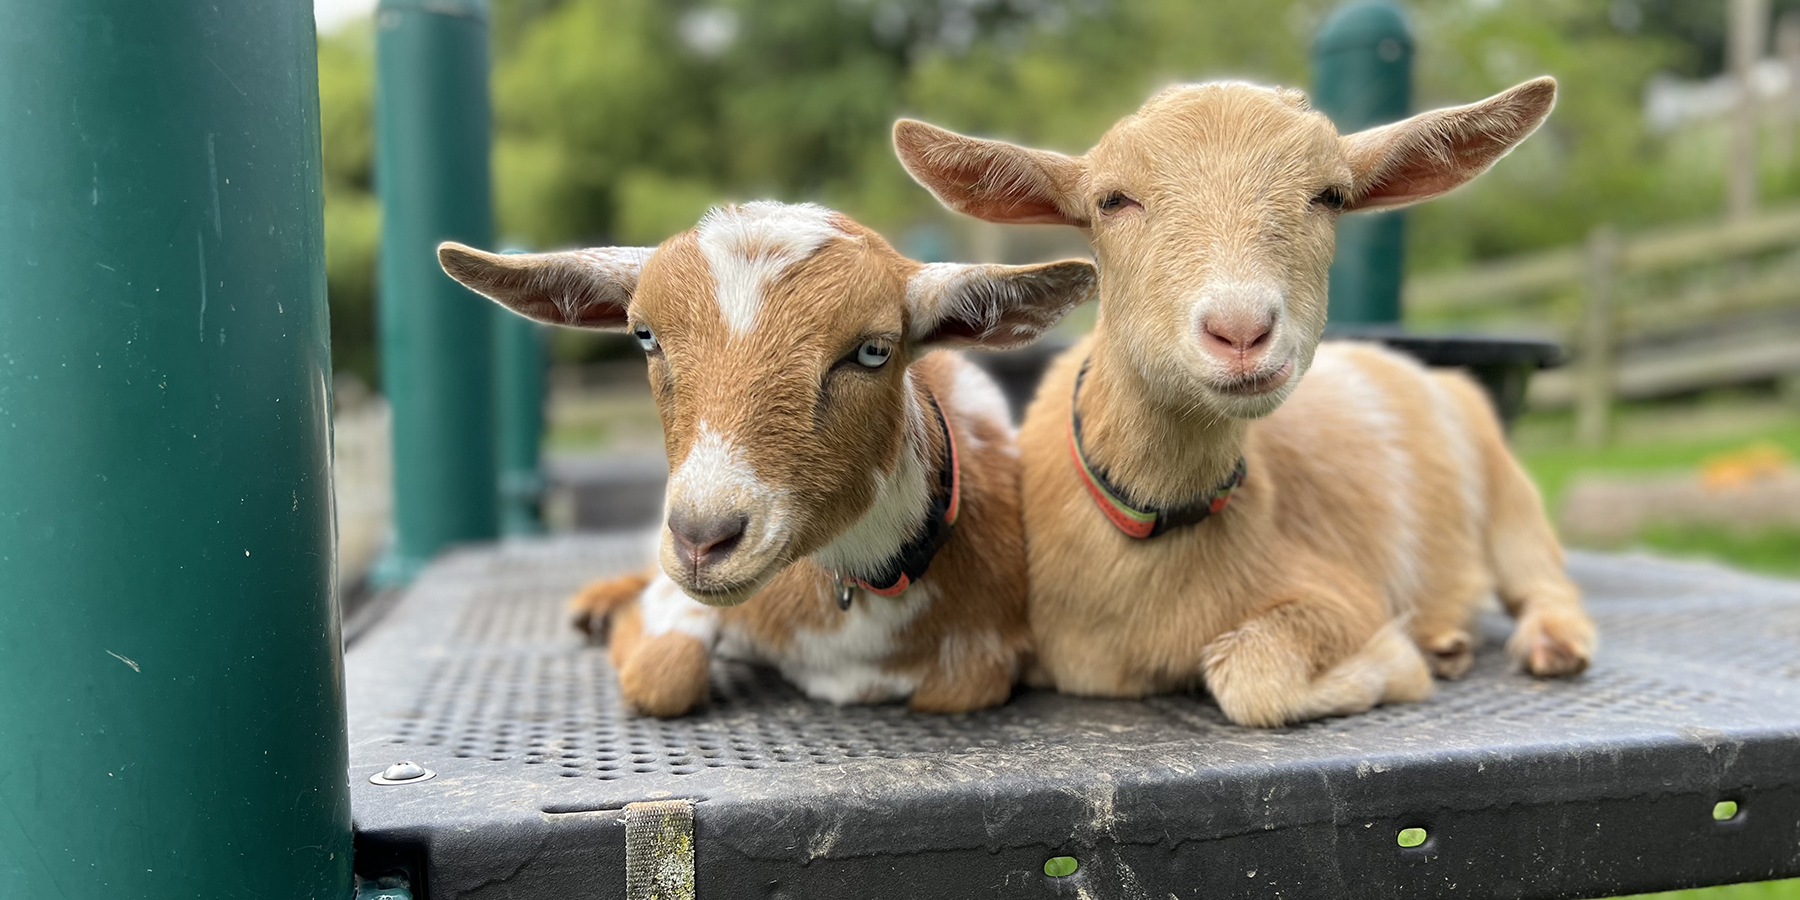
1509, 610, 1594, 677
1422, 630, 1474, 680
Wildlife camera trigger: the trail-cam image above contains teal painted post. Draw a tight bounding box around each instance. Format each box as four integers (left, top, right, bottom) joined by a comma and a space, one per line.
496, 310, 547, 536
374, 0, 498, 583
1313, 0, 1414, 325
0, 3, 351, 898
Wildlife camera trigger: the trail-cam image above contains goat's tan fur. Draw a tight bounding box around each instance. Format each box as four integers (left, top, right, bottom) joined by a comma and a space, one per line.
895, 78, 1595, 727
438, 203, 1095, 716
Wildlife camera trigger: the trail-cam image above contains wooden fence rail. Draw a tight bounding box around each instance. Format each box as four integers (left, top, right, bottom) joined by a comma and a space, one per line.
1400, 204, 1800, 445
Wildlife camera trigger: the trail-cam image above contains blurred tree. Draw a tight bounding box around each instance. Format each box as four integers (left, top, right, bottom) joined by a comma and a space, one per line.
319, 24, 379, 385
316, 0, 1800, 377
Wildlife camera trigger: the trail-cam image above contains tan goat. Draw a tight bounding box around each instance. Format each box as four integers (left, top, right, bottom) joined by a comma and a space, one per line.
438, 202, 1096, 716
893, 78, 1596, 727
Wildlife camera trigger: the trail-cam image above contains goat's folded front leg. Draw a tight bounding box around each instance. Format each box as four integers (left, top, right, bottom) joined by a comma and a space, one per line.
1201, 590, 1433, 728
570, 570, 720, 718
908, 640, 1022, 714
567, 568, 655, 642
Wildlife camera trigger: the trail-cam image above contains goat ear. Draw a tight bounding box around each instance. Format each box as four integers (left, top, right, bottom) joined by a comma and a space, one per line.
893, 119, 1089, 226
907, 260, 1097, 350
436, 242, 654, 330
1341, 76, 1556, 212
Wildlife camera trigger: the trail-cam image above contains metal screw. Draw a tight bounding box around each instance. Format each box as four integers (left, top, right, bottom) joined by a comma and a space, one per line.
370, 761, 435, 785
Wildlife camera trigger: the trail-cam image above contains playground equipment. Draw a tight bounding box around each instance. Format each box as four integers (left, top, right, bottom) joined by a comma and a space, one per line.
372, 0, 501, 584
6, 2, 1800, 899
350, 537, 1800, 899
1309, 1, 1559, 425
0, 3, 350, 896
496, 312, 548, 536
1313, 0, 1413, 325
372, 0, 547, 575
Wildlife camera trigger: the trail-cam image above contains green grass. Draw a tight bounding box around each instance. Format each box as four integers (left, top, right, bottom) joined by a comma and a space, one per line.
1615, 879, 1800, 900
1511, 399, 1800, 578
1634, 523, 1800, 578
1513, 404, 1800, 513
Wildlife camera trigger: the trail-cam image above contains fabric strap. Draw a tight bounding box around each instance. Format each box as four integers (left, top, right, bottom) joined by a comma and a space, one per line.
625, 799, 696, 900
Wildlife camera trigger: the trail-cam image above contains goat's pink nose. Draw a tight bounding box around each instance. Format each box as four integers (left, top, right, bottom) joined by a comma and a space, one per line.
667, 510, 748, 573
1200, 311, 1274, 359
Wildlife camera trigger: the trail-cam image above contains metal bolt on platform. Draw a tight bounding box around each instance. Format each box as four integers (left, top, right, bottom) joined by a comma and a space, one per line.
371, 761, 436, 785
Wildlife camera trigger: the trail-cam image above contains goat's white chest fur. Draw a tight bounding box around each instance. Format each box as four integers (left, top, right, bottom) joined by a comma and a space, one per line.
718, 584, 929, 705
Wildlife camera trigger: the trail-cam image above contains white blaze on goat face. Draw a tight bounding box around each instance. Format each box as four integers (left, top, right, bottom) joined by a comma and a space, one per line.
435, 202, 1098, 610
664, 422, 792, 569
695, 201, 843, 336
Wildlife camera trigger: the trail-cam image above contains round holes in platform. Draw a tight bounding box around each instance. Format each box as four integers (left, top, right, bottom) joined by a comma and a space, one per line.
1044, 856, 1079, 878
384, 641, 1057, 781
1397, 827, 1429, 848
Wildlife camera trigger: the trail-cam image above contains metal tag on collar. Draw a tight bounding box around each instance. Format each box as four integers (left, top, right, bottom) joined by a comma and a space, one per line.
835, 581, 856, 611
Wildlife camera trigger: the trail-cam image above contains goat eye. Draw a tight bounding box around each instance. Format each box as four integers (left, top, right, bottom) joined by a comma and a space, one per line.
1313, 187, 1347, 211
1097, 191, 1138, 214
632, 324, 659, 353
855, 341, 891, 369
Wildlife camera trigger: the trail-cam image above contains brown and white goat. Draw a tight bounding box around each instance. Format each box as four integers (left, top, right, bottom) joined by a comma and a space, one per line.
438, 202, 1095, 716
894, 78, 1596, 727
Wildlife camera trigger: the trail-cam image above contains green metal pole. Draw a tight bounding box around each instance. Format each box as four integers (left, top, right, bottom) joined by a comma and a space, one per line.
496, 295, 548, 537
1313, 0, 1414, 325
374, 0, 498, 583
0, 3, 351, 898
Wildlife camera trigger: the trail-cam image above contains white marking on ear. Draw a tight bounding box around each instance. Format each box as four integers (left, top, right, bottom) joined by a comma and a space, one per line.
639, 570, 722, 644
906, 260, 1094, 349
812, 372, 935, 581
906, 263, 991, 339
437, 243, 651, 329
695, 202, 842, 335
668, 422, 791, 560
781, 580, 930, 704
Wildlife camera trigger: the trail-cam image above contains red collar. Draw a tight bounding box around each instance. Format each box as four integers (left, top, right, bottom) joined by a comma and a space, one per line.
1068, 359, 1245, 539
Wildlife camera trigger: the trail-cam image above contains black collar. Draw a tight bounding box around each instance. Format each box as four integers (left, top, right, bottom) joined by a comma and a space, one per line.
1069, 358, 1246, 539
834, 392, 962, 609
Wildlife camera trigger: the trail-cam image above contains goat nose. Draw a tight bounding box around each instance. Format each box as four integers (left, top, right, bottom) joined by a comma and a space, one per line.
667, 510, 749, 572
1200, 310, 1274, 359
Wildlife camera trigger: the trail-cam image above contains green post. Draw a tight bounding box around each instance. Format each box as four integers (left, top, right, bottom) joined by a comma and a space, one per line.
374, 0, 498, 582
1313, 0, 1414, 325
496, 309, 547, 536
0, 3, 351, 898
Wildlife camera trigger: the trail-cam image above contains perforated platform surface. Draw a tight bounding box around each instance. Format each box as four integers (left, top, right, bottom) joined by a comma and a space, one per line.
347, 534, 1800, 900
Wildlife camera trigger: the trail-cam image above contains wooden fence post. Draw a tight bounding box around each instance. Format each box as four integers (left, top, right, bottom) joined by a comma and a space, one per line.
1576, 226, 1621, 447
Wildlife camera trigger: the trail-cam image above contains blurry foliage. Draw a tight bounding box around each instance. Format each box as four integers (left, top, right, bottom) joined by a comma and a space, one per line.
317, 0, 1800, 379
319, 23, 378, 383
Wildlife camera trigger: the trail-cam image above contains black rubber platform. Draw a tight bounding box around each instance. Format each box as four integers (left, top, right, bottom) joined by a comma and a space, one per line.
347, 535, 1800, 900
